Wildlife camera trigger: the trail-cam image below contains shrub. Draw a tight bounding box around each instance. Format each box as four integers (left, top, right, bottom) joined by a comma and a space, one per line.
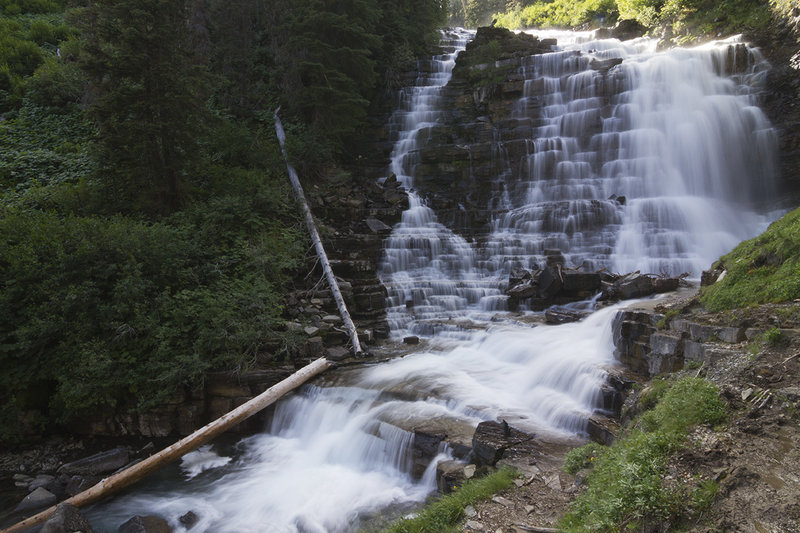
560, 376, 726, 531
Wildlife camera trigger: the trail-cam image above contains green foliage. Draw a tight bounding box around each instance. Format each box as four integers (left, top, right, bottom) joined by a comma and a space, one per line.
0, 11, 77, 111
0, 102, 94, 192
691, 479, 719, 514
465, 0, 507, 26
638, 376, 727, 433
491, 0, 767, 33
700, 208, 800, 311
0, 172, 306, 442
78, 0, 208, 214
271, 0, 445, 160
1, 0, 63, 16
560, 376, 727, 531
764, 326, 783, 345
494, 0, 618, 29
564, 441, 606, 474
381, 468, 516, 533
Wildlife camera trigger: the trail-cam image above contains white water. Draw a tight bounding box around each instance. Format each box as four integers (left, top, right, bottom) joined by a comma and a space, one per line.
381, 29, 779, 338
86, 29, 781, 532
88, 304, 620, 532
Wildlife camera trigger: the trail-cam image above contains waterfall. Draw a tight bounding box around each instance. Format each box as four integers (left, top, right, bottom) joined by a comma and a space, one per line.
85, 29, 780, 532
381, 29, 778, 338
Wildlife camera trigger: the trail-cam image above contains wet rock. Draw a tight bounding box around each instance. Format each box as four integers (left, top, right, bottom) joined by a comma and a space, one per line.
615, 273, 654, 299
545, 307, 588, 324
561, 271, 601, 292
403, 336, 420, 345
590, 57, 623, 72
118, 515, 173, 533
58, 447, 130, 476
15, 486, 57, 513
537, 266, 564, 299
544, 248, 566, 266
28, 473, 55, 491
507, 279, 538, 299
41, 503, 96, 533
179, 511, 199, 529
509, 267, 533, 286
471, 421, 534, 467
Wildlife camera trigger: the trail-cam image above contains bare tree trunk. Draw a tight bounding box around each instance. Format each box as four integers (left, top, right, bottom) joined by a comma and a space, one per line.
0, 357, 332, 533
273, 110, 364, 355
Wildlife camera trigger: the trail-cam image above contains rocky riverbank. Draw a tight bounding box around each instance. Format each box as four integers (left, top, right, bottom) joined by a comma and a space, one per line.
445, 289, 800, 533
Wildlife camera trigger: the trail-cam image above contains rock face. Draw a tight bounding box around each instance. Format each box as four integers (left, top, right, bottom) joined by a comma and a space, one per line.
611, 307, 762, 378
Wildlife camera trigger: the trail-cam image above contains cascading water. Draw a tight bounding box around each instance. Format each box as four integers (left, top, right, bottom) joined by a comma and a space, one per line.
381, 29, 779, 338
84, 29, 781, 533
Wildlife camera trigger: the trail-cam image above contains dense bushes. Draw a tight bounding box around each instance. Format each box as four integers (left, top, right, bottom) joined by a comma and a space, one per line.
0, 173, 305, 441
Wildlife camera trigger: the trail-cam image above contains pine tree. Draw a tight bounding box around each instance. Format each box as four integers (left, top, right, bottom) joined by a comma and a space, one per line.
79, 0, 206, 214
283, 0, 382, 153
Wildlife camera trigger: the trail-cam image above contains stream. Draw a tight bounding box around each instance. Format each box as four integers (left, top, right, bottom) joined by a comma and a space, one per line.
87, 27, 780, 532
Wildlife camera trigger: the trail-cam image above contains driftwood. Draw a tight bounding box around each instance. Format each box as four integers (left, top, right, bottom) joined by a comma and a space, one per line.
273, 110, 363, 356
0, 357, 332, 533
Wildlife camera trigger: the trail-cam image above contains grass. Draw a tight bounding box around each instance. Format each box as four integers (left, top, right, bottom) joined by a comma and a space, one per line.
559, 376, 727, 532
701, 207, 800, 312
380, 467, 516, 533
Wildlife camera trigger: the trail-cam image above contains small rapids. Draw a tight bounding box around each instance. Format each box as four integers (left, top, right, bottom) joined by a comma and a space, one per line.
88, 304, 621, 532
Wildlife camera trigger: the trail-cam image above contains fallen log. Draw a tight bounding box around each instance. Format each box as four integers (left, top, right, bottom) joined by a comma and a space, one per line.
273, 109, 363, 355
0, 357, 332, 533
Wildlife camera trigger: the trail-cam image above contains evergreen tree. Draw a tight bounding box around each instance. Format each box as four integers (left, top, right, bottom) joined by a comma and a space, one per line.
283, 0, 382, 154
79, 0, 206, 214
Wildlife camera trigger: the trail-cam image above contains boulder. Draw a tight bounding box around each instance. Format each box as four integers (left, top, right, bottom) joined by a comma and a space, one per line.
324, 346, 350, 361
118, 515, 173, 533
41, 503, 96, 533
537, 266, 563, 299
561, 271, 601, 292
615, 273, 654, 299
15, 486, 57, 513
471, 420, 534, 467
652, 277, 679, 293
587, 414, 619, 445
59, 447, 130, 476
